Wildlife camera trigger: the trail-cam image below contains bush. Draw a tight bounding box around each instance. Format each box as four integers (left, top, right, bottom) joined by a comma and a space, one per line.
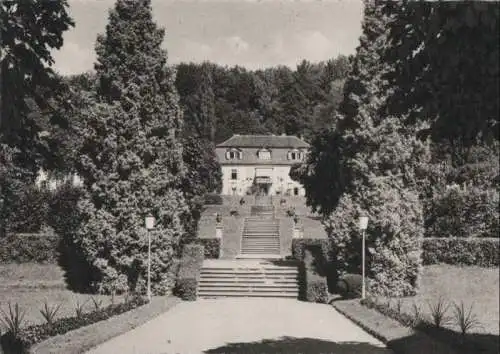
5, 184, 51, 234
0, 233, 59, 263
324, 187, 425, 297
174, 244, 205, 300
194, 238, 221, 259
304, 272, 328, 303
204, 193, 223, 205
336, 273, 365, 299
299, 249, 328, 303
46, 183, 98, 293
422, 237, 499, 267
0, 296, 147, 353
292, 239, 333, 264
426, 187, 499, 238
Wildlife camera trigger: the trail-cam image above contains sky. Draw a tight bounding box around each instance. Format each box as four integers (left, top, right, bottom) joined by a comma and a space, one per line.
52, 0, 364, 75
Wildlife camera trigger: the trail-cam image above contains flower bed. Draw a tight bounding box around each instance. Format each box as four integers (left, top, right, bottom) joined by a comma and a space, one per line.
0, 296, 147, 353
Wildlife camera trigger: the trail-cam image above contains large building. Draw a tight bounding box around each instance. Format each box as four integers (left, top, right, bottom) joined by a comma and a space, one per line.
215, 134, 309, 196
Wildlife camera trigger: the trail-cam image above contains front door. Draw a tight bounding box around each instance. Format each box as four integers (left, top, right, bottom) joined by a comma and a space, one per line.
258, 183, 270, 196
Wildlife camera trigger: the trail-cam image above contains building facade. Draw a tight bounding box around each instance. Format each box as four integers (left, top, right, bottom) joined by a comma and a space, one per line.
215, 134, 309, 196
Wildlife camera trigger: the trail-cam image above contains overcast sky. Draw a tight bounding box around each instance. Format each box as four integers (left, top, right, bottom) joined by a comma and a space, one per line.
52, 0, 364, 75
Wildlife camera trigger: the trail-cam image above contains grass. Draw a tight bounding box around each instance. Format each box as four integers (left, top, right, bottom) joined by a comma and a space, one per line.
0, 263, 66, 288
198, 196, 327, 258
198, 203, 247, 259
380, 264, 499, 335
0, 263, 180, 353
0, 263, 129, 329
334, 264, 499, 354
30, 296, 180, 354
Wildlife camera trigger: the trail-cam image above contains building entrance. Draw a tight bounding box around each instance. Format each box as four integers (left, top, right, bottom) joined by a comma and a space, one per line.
258, 183, 271, 196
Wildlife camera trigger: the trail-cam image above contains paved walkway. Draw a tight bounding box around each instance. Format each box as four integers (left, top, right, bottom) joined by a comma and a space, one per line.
87, 298, 393, 354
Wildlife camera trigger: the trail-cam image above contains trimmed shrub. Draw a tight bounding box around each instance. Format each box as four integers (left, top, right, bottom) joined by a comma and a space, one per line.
0, 233, 59, 263
204, 193, 223, 205
292, 239, 333, 263
304, 271, 328, 303
426, 187, 499, 239
336, 273, 365, 299
195, 238, 221, 259
422, 237, 499, 267
299, 249, 328, 303
0, 296, 147, 353
174, 244, 205, 300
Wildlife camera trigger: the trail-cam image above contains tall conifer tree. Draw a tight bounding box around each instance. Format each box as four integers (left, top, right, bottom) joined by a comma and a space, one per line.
300, 1, 430, 296
74, 0, 188, 294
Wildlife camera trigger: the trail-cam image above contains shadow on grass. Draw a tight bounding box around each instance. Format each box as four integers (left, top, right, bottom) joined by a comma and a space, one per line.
203, 336, 391, 354
412, 323, 500, 354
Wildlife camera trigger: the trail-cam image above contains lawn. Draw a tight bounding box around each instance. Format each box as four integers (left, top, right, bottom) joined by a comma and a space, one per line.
198, 196, 328, 258
0, 263, 127, 328
382, 264, 499, 335
0, 263, 180, 353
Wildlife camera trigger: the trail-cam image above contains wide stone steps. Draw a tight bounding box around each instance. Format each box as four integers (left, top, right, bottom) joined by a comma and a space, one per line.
198, 261, 299, 298
250, 205, 275, 217
241, 213, 281, 256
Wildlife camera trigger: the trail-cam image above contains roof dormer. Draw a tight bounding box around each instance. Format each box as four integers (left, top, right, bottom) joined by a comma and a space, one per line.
257, 147, 271, 160
287, 148, 303, 161
225, 148, 242, 160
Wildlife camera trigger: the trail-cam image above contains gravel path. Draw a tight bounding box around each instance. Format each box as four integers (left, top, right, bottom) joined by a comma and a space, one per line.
87, 298, 393, 354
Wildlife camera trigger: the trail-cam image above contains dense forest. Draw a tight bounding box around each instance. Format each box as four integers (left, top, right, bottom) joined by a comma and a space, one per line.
175, 57, 350, 144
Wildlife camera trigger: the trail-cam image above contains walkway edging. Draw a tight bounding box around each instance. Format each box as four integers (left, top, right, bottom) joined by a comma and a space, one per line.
332, 300, 458, 354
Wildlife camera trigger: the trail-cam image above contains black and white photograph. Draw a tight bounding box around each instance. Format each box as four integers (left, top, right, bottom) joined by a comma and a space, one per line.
0, 0, 498, 353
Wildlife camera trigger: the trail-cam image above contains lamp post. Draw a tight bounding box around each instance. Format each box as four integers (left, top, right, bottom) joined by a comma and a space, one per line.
358, 216, 369, 299
145, 214, 155, 302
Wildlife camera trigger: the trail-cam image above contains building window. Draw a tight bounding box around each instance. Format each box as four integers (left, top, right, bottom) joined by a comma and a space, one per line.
288, 150, 302, 161
294, 187, 299, 196
231, 169, 238, 180
258, 149, 271, 160
226, 150, 242, 160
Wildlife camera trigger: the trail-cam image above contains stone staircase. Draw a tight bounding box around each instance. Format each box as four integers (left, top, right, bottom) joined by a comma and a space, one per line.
198, 260, 299, 298
240, 217, 280, 256
250, 205, 275, 218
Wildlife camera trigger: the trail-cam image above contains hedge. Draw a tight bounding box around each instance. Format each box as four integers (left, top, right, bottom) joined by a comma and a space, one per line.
291, 239, 333, 263
425, 187, 499, 239
298, 248, 328, 303
422, 237, 499, 267
0, 296, 147, 353
174, 244, 205, 300
0, 233, 59, 263
194, 238, 221, 259
204, 193, 223, 205
293, 238, 500, 271
302, 270, 328, 303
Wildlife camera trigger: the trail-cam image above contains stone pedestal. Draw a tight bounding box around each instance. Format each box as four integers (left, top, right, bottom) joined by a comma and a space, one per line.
292, 227, 302, 239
